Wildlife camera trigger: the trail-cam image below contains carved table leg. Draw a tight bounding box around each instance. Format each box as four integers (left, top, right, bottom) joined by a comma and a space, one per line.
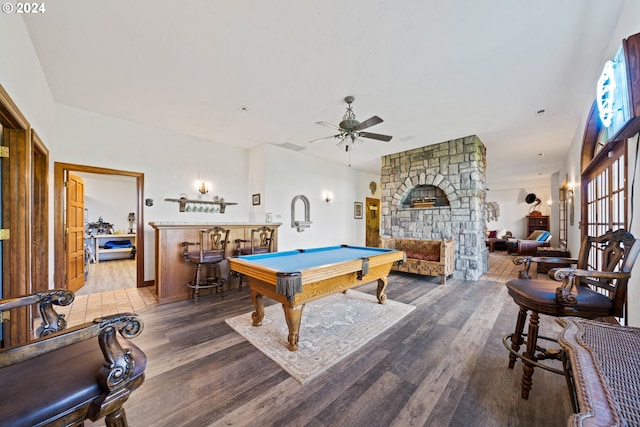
282, 303, 305, 351
250, 290, 264, 326
508, 307, 528, 369
376, 277, 388, 304
521, 311, 540, 399
105, 408, 128, 427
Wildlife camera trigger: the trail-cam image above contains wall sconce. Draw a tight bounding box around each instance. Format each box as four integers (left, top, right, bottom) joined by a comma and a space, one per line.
197, 181, 209, 195
323, 192, 333, 203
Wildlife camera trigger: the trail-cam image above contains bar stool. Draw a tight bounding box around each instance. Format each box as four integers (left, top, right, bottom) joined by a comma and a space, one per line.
181, 226, 229, 305
235, 226, 274, 256
503, 229, 640, 399
234, 226, 275, 290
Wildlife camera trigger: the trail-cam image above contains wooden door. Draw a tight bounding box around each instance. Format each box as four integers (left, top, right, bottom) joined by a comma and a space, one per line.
365, 197, 380, 247
66, 173, 85, 292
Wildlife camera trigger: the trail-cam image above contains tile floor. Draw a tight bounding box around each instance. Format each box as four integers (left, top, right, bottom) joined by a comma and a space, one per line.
55, 287, 158, 328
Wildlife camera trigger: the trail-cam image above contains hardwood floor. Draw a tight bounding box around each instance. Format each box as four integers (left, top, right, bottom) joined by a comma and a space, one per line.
76, 258, 138, 296
84, 252, 573, 426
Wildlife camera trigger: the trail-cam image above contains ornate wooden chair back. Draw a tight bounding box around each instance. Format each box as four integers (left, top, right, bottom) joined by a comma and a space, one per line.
503, 228, 640, 399
251, 226, 274, 254
559, 229, 640, 317
202, 226, 229, 260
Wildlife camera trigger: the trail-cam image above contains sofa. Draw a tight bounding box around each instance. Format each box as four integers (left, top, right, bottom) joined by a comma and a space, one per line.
506, 229, 552, 255
381, 237, 455, 284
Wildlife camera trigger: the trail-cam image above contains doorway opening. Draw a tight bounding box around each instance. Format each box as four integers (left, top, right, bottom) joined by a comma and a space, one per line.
53, 163, 145, 291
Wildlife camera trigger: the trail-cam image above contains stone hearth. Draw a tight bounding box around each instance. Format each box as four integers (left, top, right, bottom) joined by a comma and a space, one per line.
381, 135, 487, 280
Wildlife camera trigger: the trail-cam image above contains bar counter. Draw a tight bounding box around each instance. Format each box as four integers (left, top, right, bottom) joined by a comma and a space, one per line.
149, 222, 281, 304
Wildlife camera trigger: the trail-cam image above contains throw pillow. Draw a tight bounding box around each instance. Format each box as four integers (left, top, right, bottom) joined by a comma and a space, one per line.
537, 231, 550, 242
527, 230, 545, 241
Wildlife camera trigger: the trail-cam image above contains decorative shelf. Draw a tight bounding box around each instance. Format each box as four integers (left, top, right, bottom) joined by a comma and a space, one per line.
164, 198, 238, 213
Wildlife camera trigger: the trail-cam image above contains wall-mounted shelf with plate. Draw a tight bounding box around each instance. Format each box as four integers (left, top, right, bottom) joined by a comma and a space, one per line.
164, 198, 238, 213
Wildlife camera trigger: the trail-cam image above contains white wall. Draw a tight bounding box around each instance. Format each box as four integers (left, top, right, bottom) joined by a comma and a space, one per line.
259, 144, 379, 251
77, 172, 137, 232
0, 16, 55, 143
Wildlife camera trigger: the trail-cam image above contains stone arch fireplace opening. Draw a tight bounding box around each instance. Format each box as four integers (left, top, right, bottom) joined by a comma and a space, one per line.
401, 184, 451, 209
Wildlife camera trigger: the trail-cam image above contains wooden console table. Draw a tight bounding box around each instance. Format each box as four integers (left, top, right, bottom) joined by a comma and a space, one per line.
485, 237, 507, 252
558, 317, 640, 426
149, 222, 280, 304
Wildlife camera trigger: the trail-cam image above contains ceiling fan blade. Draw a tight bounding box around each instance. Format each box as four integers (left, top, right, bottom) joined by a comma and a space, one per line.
308, 134, 341, 143
359, 131, 392, 142
315, 121, 342, 130
354, 116, 383, 131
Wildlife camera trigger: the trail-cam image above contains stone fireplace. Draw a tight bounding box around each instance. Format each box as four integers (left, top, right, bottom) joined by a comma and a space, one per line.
381, 135, 487, 280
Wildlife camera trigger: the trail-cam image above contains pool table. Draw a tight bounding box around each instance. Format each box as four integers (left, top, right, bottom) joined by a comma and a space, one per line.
228, 245, 405, 351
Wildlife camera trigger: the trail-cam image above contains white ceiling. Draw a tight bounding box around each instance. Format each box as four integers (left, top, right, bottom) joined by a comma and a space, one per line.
22, 0, 626, 189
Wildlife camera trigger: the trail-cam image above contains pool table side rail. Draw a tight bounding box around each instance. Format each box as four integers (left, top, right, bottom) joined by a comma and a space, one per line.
228, 250, 404, 286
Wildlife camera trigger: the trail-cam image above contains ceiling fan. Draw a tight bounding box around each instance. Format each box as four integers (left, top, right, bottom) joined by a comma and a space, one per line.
309, 96, 392, 152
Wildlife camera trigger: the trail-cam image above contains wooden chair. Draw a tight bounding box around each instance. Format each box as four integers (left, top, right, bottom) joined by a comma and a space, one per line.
182, 226, 230, 304
234, 226, 275, 290
0, 289, 146, 427
502, 228, 640, 399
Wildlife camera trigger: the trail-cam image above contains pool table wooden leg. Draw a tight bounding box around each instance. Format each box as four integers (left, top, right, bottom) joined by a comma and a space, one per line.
376, 277, 388, 304
250, 290, 264, 326
282, 303, 305, 351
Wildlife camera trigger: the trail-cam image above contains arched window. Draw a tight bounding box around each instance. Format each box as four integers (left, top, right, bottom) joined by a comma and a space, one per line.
580, 102, 628, 264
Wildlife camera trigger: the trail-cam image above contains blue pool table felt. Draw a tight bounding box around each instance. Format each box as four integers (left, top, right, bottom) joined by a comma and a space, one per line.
237, 245, 397, 272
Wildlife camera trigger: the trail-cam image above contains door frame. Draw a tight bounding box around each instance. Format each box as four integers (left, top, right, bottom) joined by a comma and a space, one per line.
53, 162, 145, 289
1, 84, 49, 345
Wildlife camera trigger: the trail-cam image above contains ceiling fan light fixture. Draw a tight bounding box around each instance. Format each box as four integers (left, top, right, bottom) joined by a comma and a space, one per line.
310, 96, 392, 150
339, 118, 359, 130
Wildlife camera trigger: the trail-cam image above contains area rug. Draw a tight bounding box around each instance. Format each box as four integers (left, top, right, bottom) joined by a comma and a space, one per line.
225, 290, 415, 384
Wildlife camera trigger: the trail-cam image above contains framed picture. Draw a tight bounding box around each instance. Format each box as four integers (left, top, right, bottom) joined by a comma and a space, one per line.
354, 202, 363, 219
252, 193, 261, 206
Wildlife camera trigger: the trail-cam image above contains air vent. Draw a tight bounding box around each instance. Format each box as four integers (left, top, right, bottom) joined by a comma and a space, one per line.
279, 143, 306, 152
